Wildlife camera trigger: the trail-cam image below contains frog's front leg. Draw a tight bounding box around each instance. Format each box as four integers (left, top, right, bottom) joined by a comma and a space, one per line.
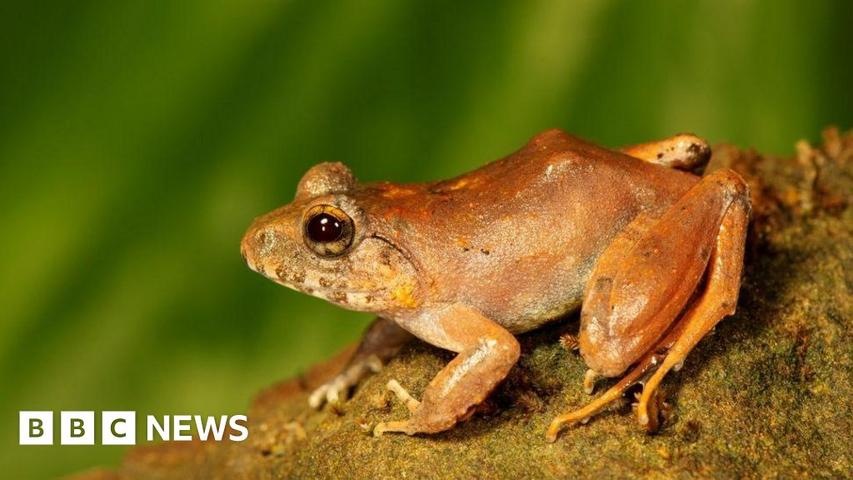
374, 305, 520, 435
309, 317, 413, 409
547, 168, 750, 441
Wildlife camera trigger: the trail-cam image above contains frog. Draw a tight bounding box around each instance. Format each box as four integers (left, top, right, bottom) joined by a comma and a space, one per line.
240, 129, 750, 441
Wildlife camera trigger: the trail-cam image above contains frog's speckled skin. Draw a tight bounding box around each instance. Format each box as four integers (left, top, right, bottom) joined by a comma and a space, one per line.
241, 129, 750, 440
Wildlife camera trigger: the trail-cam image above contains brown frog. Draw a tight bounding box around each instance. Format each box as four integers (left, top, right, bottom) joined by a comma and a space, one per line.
240, 129, 750, 441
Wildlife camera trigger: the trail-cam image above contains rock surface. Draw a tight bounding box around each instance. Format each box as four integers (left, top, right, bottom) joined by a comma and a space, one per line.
70, 129, 852, 479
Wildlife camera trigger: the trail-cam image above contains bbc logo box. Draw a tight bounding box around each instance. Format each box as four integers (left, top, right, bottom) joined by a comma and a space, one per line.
19, 411, 136, 445
19, 411, 53, 445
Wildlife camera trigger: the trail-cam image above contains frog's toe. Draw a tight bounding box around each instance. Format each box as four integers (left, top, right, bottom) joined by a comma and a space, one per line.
308, 375, 352, 409
583, 369, 599, 395
371, 381, 423, 437
308, 383, 331, 409
386, 379, 421, 413
546, 411, 590, 443
327, 376, 349, 404
547, 351, 664, 441
631, 386, 665, 432
373, 420, 412, 437
308, 354, 385, 410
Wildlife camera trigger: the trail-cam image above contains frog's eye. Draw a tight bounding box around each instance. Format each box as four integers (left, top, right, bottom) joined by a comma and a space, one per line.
303, 205, 355, 257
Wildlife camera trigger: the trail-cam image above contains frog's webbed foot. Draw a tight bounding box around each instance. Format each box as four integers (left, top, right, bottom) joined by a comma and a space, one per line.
309, 354, 383, 409
548, 169, 749, 442
373, 305, 520, 437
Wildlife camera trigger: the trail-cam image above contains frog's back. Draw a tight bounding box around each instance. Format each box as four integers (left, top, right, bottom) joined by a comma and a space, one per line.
429, 129, 697, 206
363, 129, 700, 333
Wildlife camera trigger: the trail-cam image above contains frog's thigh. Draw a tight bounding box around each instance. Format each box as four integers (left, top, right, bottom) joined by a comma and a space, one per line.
620, 134, 710, 171
375, 305, 520, 435
579, 169, 746, 377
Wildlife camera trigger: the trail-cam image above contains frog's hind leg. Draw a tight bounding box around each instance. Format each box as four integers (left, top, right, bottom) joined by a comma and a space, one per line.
546, 348, 665, 441
546, 169, 750, 441
634, 182, 750, 427
546, 313, 689, 441
620, 134, 711, 173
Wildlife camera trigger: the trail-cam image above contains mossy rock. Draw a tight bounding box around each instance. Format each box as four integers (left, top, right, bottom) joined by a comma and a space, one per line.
70, 129, 852, 479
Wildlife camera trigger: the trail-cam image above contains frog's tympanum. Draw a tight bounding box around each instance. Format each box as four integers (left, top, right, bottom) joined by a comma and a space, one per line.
241, 129, 750, 441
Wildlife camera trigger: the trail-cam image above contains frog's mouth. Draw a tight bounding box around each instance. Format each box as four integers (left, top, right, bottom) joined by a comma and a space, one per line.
272, 234, 420, 313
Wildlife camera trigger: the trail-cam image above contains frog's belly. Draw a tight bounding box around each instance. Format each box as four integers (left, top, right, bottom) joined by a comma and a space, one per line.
496, 295, 583, 334
476, 251, 596, 334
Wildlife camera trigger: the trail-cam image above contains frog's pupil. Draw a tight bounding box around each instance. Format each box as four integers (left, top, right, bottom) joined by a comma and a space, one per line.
307, 213, 343, 243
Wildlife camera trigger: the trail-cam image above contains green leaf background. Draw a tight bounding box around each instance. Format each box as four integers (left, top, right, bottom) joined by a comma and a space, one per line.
0, 1, 849, 478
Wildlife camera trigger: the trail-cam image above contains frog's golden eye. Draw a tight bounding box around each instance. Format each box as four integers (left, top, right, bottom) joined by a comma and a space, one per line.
303, 205, 354, 257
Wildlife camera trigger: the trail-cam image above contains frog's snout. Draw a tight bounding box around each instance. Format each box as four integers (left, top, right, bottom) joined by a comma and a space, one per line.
239, 229, 259, 273
240, 225, 285, 277
239, 239, 258, 273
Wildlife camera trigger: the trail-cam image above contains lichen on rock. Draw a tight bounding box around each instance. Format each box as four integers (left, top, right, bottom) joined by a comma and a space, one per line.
70, 129, 852, 480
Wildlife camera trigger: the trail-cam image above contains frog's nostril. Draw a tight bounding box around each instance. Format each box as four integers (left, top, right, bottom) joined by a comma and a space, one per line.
255, 228, 281, 258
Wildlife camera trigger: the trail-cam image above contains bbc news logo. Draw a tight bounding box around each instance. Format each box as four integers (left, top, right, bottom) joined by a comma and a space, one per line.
19, 411, 248, 445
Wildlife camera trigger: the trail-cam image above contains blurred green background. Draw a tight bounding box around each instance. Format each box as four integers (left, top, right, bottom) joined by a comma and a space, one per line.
0, 0, 850, 477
